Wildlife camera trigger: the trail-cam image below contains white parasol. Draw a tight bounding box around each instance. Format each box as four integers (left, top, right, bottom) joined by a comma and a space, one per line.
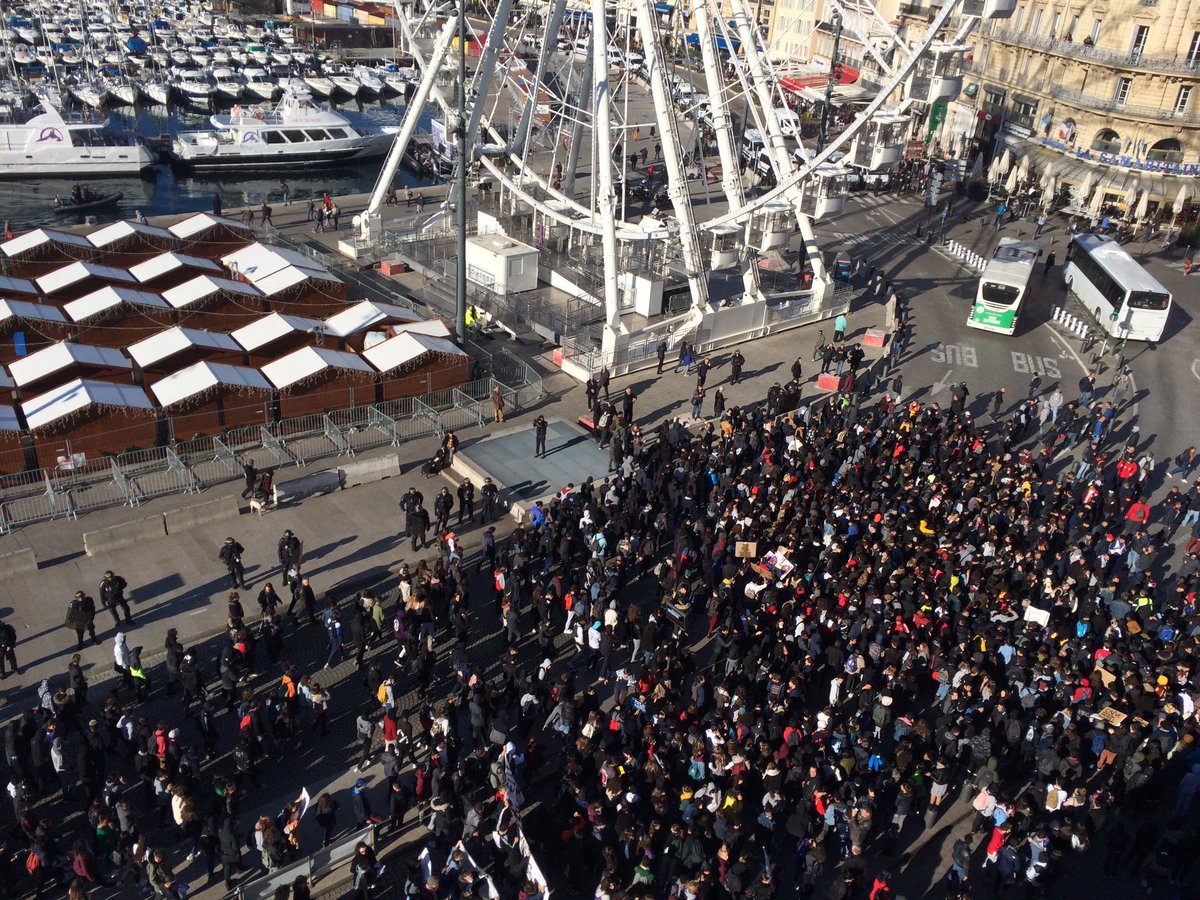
999, 148, 1012, 174
1039, 162, 1055, 190
1041, 176, 1058, 209
1088, 183, 1106, 217
1005, 167, 1019, 194
1076, 172, 1095, 205
1017, 155, 1030, 182
1134, 185, 1150, 220
1174, 184, 1190, 216
987, 157, 1001, 183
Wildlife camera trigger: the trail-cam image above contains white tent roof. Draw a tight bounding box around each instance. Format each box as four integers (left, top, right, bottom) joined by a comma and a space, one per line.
262, 346, 373, 390
64, 286, 172, 323
129, 251, 221, 284
393, 319, 452, 338
255, 264, 341, 297
0, 275, 37, 296
2, 227, 94, 258
127, 326, 241, 368
168, 212, 253, 239
323, 300, 416, 338
220, 242, 340, 296
0, 405, 19, 432
36, 261, 136, 296
363, 331, 466, 373
23, 378, 152, 431
9, 341, 131, 387
151, 361, 271, 409
161, 274, 262, 309
221, 242, 315, 274
0, 299, 66, 325
87, 220, 175, 249
232, 312, 324, 352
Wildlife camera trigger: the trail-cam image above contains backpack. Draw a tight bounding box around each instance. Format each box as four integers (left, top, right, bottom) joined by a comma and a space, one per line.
377, 683, 388, 704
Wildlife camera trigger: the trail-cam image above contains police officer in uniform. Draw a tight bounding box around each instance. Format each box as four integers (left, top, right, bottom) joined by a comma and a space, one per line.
99, 570, 132, 626
219, 537, 247, 590
66, 590, 99, 650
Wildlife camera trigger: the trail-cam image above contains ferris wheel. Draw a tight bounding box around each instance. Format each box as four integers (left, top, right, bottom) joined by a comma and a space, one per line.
358, 0, 1016, 360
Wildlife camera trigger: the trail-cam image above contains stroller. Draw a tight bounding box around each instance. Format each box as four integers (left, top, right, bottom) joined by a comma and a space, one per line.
421, 447, 448, 477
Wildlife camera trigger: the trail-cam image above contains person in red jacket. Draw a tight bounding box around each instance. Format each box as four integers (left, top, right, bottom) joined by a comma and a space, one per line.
1126, 498, 1152, 531
382, 709, 398, 754
985, 821, 1011, 866
869, 870, 894, 900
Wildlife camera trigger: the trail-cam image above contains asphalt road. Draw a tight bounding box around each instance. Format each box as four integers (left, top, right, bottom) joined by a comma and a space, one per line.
815, 190, 1200, 481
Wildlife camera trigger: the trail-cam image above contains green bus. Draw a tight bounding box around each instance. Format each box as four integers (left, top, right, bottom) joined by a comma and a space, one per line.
967, 237, 1041, 335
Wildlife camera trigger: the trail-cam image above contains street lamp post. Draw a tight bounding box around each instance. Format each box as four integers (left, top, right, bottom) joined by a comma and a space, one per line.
455, 0, 468, 346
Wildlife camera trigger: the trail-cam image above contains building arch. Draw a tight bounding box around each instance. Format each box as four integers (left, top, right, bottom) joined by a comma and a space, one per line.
1091, 128, 1120, 154
1147, 137, 1183, 163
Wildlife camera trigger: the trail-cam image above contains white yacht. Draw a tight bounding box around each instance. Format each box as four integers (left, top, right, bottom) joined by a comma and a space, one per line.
241, 67, 276, 101
352, 65, 383, 97
104, 77, 138, 106
302, 72, 334, 99
173, 68, 213, 105
327, 68, 360, 99
69, 82, 108, 110
212, 67, 243, 102
0, 99, 154, 176
138, 78, 170, 106
170, 89, 394, 170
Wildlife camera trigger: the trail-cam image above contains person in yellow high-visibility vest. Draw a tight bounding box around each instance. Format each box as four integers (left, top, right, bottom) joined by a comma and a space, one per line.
464, 305, 478, 332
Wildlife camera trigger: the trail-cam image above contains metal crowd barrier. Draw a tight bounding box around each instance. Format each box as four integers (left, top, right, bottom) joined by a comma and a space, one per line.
236, 824, 375, 900
0, 363, 545, 533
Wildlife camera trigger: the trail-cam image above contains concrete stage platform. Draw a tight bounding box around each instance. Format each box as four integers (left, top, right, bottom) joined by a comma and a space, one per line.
451, 418, 613, 520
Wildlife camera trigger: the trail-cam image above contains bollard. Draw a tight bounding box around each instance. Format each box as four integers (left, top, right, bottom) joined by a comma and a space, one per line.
1051, 305, 1060, 320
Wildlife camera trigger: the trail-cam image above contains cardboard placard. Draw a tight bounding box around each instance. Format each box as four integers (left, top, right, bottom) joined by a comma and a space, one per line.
1094, 666, 1117, 689
736, 541, 758, 559
1023, 606, 1051, 627
1094, 706, 1127, 728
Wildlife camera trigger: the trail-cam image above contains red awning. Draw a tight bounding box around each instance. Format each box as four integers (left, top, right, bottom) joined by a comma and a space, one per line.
780, 67, 860, 94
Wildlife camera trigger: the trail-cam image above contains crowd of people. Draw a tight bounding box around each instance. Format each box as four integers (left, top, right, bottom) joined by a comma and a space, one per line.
3, 350, 1200, 900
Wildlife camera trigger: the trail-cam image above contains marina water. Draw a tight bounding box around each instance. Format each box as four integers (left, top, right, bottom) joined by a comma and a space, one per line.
6, 97, 440, 230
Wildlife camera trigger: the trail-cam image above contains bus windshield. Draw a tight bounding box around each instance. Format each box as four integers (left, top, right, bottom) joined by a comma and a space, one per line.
1128, 290, 1170, 310
981, 283, 1020, 305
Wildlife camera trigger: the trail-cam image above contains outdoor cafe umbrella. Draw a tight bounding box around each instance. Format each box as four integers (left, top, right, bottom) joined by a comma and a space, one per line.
1041, 176, 1059, 209
1174, 184, 1190, 217
1039, 162, 1055, 190
1005, 167, 1020, 194
1017, 155, 1030, 182
999, 148, 1012, 174
1134, 185, 1150, 220
1077, 171, 1095, 205
988, 157, 1001, 183
1088, 183, 1106, 217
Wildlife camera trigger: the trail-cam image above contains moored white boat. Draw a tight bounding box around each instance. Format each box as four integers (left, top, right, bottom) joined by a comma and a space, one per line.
302, 73, 334, 99
170, 88, 394, 170
0, 98, 154, 176
213, 66, 243, 102
352, 65, 383, 96
241, 67, 276, 101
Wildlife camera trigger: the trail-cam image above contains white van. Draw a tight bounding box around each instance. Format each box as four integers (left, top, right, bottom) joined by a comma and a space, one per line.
740, 128, 764, 164
672, 82, 697, 105
773, 107, 802, 138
